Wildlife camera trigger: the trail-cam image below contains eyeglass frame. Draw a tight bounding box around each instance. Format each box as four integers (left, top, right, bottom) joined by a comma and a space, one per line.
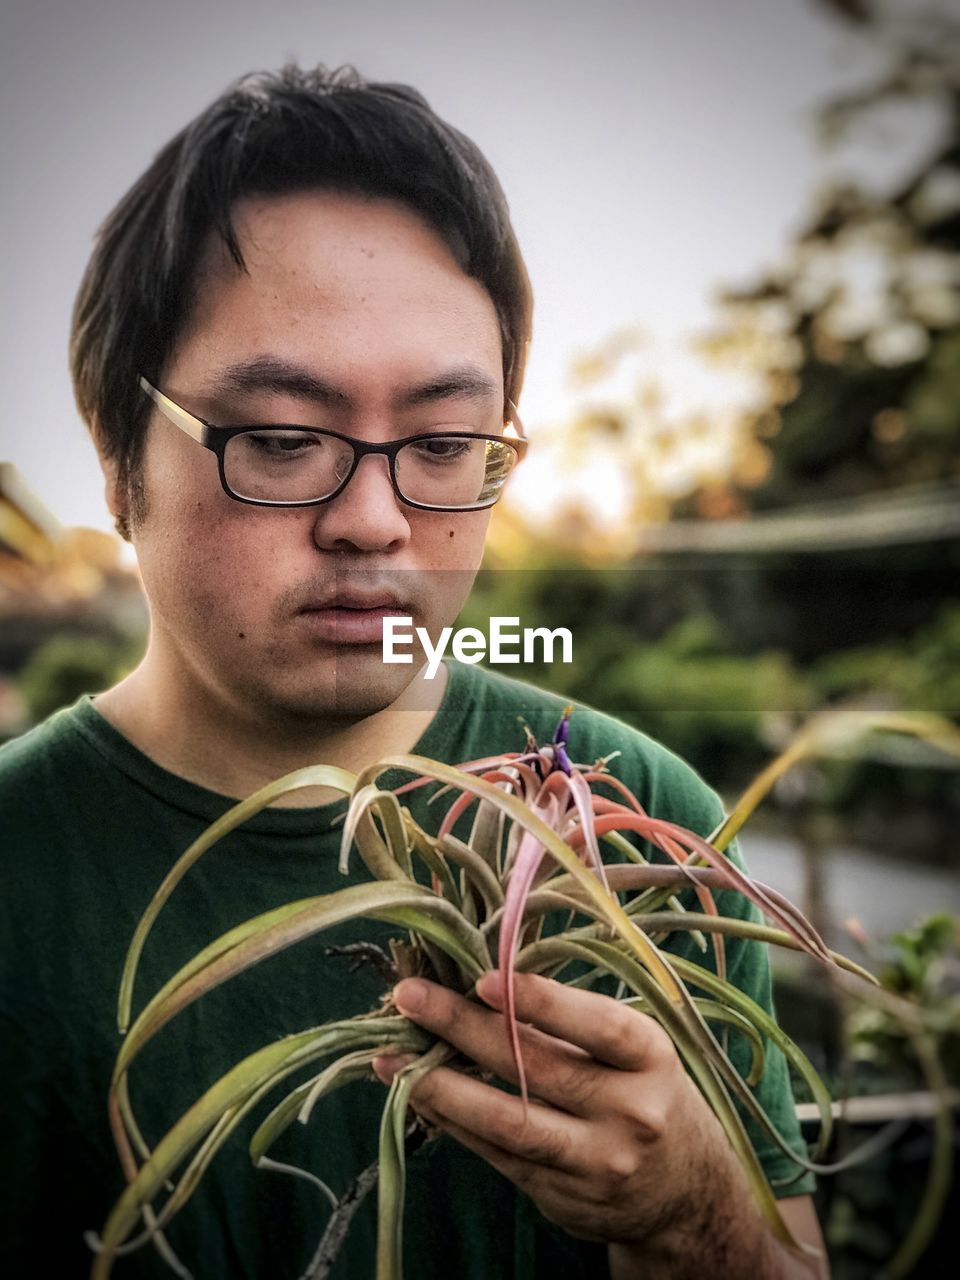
138, 376, 528, 513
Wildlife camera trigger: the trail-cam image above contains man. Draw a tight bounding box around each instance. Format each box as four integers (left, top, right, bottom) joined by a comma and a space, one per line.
0, 65, 827, 1278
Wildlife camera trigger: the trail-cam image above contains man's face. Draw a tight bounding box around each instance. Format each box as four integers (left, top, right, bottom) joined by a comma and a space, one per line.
123, 192, 504, 724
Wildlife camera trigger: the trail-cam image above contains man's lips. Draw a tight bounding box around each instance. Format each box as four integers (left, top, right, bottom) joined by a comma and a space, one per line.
298, 601, 411, 645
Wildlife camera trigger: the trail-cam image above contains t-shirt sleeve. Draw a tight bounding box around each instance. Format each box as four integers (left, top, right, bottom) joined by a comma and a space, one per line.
663, 841, 818, 1199
578, 711, 817, 1201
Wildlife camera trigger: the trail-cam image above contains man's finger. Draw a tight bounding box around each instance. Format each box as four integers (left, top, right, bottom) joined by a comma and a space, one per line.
392, 978, 608, 1113
403, 1063, 588, 1172
476, 971, 669, 1073
420, 1111, 577, 1204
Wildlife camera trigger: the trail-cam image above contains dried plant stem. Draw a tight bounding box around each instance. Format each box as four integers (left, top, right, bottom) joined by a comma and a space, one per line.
300, 1125, 429, 1280
322, 942, 398, 983
300, 1159, 380, 1280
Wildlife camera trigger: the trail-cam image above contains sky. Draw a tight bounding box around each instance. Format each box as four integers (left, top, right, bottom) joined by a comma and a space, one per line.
0, 0, 906, 534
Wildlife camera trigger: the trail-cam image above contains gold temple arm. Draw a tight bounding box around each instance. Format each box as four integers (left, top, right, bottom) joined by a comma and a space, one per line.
139, 377, 205, 443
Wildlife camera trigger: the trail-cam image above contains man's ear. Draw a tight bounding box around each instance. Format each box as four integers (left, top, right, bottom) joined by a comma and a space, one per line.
96, 446, 131, 542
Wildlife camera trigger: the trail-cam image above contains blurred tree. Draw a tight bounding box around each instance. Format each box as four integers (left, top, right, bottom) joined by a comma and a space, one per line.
706, 0, 960, 514
474, 1, 960, 852
17, 633, 137, 725
683, 0, 960, 658
506, 0, 960, 553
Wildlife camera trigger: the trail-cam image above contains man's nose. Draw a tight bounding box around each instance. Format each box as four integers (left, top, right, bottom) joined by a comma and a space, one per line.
311, 453, 412, 552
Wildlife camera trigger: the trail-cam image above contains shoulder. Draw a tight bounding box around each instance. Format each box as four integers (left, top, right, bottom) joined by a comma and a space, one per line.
447, 661, 725, 839
0, 699, 122, 856
0, 701, 88, 792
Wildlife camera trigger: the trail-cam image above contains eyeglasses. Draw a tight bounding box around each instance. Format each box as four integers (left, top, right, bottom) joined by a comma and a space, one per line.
138, 377, 527, 512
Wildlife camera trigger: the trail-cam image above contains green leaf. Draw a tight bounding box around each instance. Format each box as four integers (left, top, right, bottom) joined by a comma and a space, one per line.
376, 1042, 453, 1280
403, 819, 462, 907
115, 882, 491, 1082
353, 754, 689, 1005
524, 910, 877, 986
712, 710, 960, 854
94, 1018, 414, 1278
248, 1028, 430, 1166
117, 764, 356, 1033
625, 992, 766, 1083
338, 784, 414, 881
436, 833, 504, 915
669, 954, 834, 1160
468, 797, 505, 874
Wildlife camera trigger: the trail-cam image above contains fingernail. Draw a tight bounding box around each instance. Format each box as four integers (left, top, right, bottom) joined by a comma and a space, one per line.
476, 970, 503, 1004
395, 978, 427, 1014
372, 1054, 414, 1085
372, 1058, 396, 1085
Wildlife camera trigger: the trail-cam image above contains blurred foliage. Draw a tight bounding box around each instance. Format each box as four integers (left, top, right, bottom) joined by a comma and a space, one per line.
848, 913, 960, 1088
477, 1, 960, 871
815, 912, 960, 1279
556, 613, 806, 784
821, 1140, 950, 1280
462, 560, 960, 855
815, 607, 960, 714
810, 607, 960, 830
17, 633, 138, 724
773, 910, 960, 1278
696, 0, 960, 519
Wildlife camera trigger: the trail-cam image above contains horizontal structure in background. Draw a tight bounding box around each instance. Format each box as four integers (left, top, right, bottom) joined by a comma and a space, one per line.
796, 1091, 960, 1124
632, 482, 960, 555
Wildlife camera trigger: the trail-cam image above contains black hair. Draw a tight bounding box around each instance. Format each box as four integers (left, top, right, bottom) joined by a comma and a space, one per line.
69, 63, 532, 521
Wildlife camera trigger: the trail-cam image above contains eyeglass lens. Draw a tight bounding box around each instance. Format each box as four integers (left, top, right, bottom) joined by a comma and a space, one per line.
223, 430, 519, 507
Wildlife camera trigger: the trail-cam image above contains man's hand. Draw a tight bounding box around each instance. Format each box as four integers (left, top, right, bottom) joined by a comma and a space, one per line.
374, 971, 823, 1278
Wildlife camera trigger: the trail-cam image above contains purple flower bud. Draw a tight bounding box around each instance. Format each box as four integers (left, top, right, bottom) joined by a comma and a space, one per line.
553, 705, 573, 749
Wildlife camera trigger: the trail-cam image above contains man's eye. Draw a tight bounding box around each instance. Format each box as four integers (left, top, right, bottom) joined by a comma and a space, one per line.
245, 430, 320, 456
412, 437, 473, 461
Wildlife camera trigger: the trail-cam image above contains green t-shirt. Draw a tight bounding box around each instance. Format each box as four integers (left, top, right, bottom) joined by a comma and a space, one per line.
0, 660, 812, 1279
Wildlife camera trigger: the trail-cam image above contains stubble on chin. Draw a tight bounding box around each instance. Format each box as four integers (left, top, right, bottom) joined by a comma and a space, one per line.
242, 647, 424, 729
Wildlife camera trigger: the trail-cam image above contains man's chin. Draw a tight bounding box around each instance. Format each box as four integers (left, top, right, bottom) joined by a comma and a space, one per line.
265, 652, 431, 724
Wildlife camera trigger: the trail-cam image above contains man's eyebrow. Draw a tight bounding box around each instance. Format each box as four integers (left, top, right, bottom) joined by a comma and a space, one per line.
210, 358, 348, 406
396, 369, 499, 408
207, 358, 499, 410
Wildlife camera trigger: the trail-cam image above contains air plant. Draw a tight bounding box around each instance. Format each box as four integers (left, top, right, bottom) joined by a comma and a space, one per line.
88, 706, 960, 1280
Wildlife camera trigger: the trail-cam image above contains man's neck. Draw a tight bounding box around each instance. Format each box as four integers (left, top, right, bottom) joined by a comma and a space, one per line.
93, 655, 448, 807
